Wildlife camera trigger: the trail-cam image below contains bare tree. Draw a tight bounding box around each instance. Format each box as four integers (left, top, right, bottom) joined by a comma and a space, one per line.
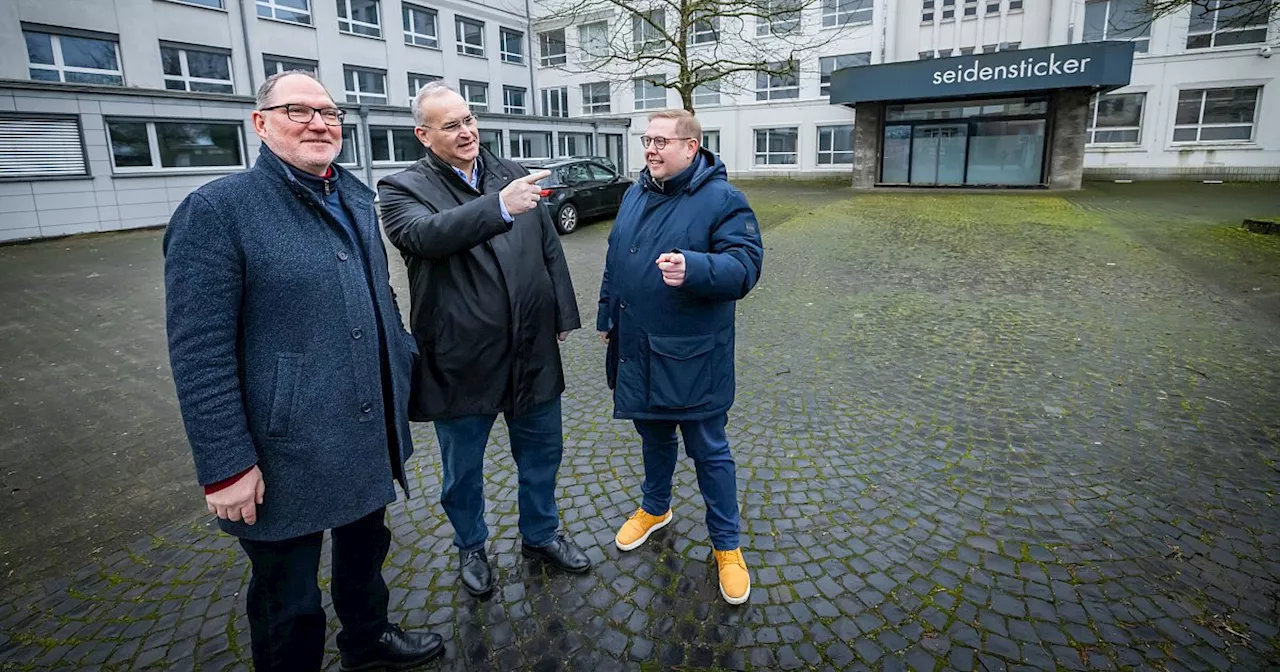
531, 0, 873, 113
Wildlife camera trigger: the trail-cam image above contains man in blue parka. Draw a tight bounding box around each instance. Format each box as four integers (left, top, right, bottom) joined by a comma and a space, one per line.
598, 109, 764, 605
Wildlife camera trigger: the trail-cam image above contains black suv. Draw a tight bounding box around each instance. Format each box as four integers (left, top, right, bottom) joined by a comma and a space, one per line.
518, 158, 633, 234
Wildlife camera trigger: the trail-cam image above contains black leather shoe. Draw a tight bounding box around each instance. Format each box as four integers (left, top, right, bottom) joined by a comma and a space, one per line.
459, 548, 493, 597
339, 624, 444, 671
522, 534, 592, 573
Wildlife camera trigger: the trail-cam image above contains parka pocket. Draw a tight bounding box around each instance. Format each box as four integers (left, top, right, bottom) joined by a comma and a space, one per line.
647, 334, 715, 410
267, 353, 303, 439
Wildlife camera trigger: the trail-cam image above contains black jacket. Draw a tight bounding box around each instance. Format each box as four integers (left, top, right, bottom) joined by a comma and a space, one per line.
377, 148, 580, 421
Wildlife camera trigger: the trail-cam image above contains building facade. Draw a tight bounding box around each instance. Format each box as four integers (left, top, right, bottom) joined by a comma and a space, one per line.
531, 0, 1279, 182
0, 0, 629, 243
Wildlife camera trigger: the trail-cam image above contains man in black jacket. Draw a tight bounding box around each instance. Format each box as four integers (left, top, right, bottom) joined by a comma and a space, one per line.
378, 82, 590, 597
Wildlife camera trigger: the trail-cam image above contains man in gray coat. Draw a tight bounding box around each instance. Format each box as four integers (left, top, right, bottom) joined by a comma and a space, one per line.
164, 72, 442, 671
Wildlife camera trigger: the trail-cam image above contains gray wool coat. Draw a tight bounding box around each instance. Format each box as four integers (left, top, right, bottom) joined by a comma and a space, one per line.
163, 144, 417, 542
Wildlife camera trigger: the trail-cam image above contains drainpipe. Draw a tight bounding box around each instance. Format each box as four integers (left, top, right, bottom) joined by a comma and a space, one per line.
525, 0, 539, 115
359, 105, 374, 186
238, 0, 257, 92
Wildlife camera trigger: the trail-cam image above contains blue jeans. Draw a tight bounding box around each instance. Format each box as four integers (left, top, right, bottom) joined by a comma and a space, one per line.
434, 396, 563, 551
633, 413, 740, 551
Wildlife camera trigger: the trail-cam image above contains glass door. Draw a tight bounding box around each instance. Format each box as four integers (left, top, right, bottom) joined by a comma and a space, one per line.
910, 124, 967, 185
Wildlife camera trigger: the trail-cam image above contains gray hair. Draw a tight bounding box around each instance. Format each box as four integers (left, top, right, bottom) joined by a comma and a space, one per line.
256, 70, 327, 109
412, 81, 459, 127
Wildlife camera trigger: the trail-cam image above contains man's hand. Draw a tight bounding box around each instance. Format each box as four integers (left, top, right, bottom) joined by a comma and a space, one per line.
656, 252, 686, 287
599, 331, 609, 344
501, 170, 551, 217
558, 331, 569, 342
206, 466, 265, 525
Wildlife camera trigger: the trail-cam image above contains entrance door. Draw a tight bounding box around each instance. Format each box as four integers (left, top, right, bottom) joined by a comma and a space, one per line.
910, 124, 967, 185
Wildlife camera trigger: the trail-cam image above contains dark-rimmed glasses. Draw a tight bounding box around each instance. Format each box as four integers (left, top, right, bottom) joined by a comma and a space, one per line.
641, 136, 693, 150
260, 103, 346, 126
421, 114, 478, 134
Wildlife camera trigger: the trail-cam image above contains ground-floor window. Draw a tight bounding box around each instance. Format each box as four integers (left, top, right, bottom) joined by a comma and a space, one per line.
880, 96, 1048, 186
558, 132, 593, 157
510, 130, 552, 159
1, 115, 88, 178
369, 127, 425, 163
106, 119, 244, 171
817, 124, 854, 164
336, 125, 359, 166
1088, 92, 1145, 144
1173, 87, 1259, 143
702, 130, 720, 154
480, 129, 502, 156
754, 127, 798, 166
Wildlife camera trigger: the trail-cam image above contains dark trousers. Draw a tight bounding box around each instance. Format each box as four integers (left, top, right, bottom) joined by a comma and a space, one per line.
238, 507, 391, 672
633, 413, 741, 551
434, 396, 564, 551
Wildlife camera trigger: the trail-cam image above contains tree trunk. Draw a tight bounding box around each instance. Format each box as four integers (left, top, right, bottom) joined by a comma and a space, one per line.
680, 87, 695, 113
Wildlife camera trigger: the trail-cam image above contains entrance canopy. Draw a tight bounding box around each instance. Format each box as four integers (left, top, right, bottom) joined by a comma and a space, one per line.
830, 42, 1135, 106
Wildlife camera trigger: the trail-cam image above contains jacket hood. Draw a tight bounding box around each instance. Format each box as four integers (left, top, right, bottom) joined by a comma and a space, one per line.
639, 147, 725, 195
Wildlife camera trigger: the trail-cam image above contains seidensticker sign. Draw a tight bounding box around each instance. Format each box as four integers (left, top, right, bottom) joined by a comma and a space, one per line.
828, 42, 1135, 105
932, 53, 1092, 85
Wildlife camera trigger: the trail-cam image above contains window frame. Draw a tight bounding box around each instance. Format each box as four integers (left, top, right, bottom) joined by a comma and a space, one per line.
540, 29, 567, 66
0, 113, 90, 179
819, 52, 871, 96
578, 22, 608, 61
822, 0, 873, 28
500, 27, 525, 64
456, 16, 486, 57
336, 0, 383, 38
634, 76, 667, 111
161, 43, 235, 94
460, 80, 489, 112
1186, 0, 1269, 49
263, 54, 318, 76
336, 124, 360, 166
690, 14, 720, 44
816, 124, 855, 165
1087, 91, 1146, 145
407, 72, 441, 105
1172, 86, 1260, 144
256, 0, 312, 25
633, 9, 666, 53
754, 126, 799, 166
558, 133, 594, 158
701, 129, 721, 154
693, 76, 721, 107
758, 0, 802, 35
510, 130, 553, 160
343, 65, 388, 104
368, 126, 427, 165
504, 85, 528, 115
1083, 0, 1151, 53
104, 117, 246, 174
755, 60, 799, 101
582, 82, 612, 114
23, 28, 125, 86
402, 3, 439, 49
541, 87, 569, 117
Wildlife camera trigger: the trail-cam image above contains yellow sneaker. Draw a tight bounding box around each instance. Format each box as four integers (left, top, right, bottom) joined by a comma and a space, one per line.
614, 508, 673, 551
714, 548, 751, 605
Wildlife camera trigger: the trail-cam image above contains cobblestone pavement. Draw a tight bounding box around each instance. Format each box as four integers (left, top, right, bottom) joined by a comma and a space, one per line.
2, 183, 1279, 671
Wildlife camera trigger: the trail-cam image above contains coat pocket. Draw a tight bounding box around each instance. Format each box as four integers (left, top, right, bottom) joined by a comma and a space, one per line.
267, 353, 303, 439
647, 334, 716, 410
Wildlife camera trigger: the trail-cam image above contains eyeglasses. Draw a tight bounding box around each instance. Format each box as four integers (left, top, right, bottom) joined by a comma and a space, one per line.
641, 136, 693, 150
260, 103, 346, 126
422, 114, 478, 133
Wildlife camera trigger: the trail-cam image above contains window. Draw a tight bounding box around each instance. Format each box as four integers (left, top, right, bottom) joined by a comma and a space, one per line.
500, 28, 525, 64
264, 55, 317, 76
369, 127, 426, 163
920, 50, 936, 59
964, 0, 978, 17
820, 52, 870, 96
456, 17, 485, 57
756, 61, 799, 101
542, 87, 569, 117
582, 82, 611, 114
559, 133, 593, 157
691, 14, 720, 44
510, 130, 552, 159
461, 80, 488, 112
480, 129, 502, 156
634, 76, 666, 110
702, 130, 720, 154
23, 29, 123, 86
633, 10, 665, 53
337, 0, 381, 37
754, 127, 798, 165
758, 0, 802, 35
161, 45, 233, 93
693, 76, 721, 107
922, 0, 934, 21
0, 116, 87, 178
986, 1, 999, 13
1083, 0, 1151, 53
540, 29, 567, 66
823, 0, 872, 27
983, 43, 997, 52
1087, 92, 1144, 144
336, 125, 359, 165
257, 0, 311, 24
1009, 0, 1022, 9
402, 4, 438, 48
939, 48, 954, 57
578, 22, 608, 59
169, 0, 223, 6
106, 120, 243, 171
504, 86, 527, 114
960, 47, 974, 55
344, 66, 387, 104
1174, 87, 1260, 143
817, 125, 854, 164
407, 72, 441, 104
1187, 0, 1268, 49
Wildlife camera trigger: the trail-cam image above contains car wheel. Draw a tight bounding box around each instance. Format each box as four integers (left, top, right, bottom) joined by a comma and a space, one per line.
556, 202, 579, 234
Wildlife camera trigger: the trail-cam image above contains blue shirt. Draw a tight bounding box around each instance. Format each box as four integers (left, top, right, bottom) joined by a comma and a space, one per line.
453, 163, 514, 223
